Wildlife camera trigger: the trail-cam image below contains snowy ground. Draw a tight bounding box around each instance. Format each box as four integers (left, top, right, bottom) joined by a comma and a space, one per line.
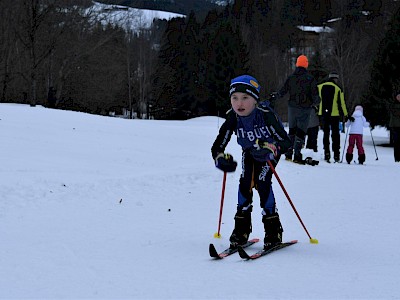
0, 104, 399, 299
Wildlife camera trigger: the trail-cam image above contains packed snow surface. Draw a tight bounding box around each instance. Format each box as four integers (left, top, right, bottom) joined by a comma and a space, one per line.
0, 104, 398, 299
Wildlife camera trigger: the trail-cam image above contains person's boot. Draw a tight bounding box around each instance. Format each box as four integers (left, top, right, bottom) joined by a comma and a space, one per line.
324, 151, 331, 162
262, 212, 283, 250
293, 153, 305, 164
285, 149, 293, 161
285, 134, 295, 161
334, 152, 340, 163
346, 153, 353, 164
229, 208, 252, 249
292, 137, 305, 164
358, 153, 366, 165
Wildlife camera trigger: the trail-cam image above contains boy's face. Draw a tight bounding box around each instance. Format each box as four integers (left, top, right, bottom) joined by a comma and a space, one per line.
230, 92, 257, 116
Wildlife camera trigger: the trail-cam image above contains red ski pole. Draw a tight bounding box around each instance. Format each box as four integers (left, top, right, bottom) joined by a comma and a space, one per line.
214, 172, 227, 238
267, 160, 318, 244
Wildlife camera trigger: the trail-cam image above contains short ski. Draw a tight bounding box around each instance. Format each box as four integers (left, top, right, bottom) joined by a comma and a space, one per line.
287, 158, 319, 166
209, 238, 260, 259
304, 157, 319, 166
238, 240, 297, 260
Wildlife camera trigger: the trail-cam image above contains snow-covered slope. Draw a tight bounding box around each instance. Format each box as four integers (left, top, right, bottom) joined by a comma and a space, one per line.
89, 1, 185, 31
0, 103, 399, 299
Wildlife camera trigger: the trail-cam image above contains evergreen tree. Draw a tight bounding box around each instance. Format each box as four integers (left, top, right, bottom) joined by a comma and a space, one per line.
279, 0, 302, 51
176, 11, 204, 117
281, 0, 305, 26
363, 7, 400, 127
304, 0, 332, 25
363, 0, 382, 20
152, 17, 186, 119
204, 19, 249, 116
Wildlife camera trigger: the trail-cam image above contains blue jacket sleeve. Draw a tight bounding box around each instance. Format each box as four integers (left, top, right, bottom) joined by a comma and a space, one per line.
211, 110, 236, 159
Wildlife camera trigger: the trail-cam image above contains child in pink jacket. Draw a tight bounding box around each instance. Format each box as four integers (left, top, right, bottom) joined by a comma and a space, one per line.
345, 105, 370, 164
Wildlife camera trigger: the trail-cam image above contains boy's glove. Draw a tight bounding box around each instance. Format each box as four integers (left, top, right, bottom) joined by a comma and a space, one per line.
269, 92, 278, 100
251, 139, 278, 162
215, 153, 237, 173
268, 92, 278, 108
349, 116, 355, 122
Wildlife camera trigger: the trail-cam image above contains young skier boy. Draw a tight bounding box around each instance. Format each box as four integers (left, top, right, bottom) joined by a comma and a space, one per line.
211, 75, 292, 250
345, 105, 370, 164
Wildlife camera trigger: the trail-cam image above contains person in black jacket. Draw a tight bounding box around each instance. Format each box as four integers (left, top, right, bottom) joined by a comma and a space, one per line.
389, 92, 400, 162
211, 75, 292, 250
276, 55, 320, 164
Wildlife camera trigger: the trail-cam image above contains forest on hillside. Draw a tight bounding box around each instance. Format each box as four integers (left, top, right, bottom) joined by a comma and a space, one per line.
0, 0, 399, 126
98, 0, 222, 16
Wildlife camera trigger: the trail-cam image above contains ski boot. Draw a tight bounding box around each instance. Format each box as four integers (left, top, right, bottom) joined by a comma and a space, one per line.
346, 153, 353, 164
293, 154, 305, 164
285, 149, 293, 161
334, 152, 340, 163
285, 134, 295, 161
229, 207, 252, 249
262, 211, 283, 250
324, 151, 331, 163
358, 153, 366, 165
292, 137, 305, 164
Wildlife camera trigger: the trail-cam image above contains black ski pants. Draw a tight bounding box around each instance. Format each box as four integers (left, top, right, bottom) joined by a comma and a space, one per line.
321, 115, 341, 155
237, 151, 276, 215
306, 125, 319, 152
393, 127, 400, 161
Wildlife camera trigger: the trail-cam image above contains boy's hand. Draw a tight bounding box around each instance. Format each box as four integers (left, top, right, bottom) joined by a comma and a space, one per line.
251, 140, 278, 161
215, 153, 237, 173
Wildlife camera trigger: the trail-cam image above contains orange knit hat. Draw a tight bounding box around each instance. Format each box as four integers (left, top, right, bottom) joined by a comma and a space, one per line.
296, 55, 309, 68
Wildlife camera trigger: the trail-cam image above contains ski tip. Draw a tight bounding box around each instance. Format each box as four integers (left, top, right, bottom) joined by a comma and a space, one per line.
237, 246, 251, 260
209, 243, 215, 254
250, 238, 260, 243
209, 243, 223, 259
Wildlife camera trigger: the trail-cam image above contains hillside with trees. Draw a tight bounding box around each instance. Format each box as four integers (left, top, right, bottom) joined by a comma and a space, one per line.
97, 0, 222, 16
0, 0, 399, 126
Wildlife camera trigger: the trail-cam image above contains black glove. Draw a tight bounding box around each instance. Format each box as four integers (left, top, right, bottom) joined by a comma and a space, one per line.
215, 153, 237, 173
312, 105, 318, 113
269, 92, 278, 101
349, 116, 355, 122
251, 139, 278, 162
268, 92, 278, 109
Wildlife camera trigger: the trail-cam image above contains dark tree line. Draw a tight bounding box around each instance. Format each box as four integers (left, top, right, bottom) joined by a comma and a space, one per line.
0, 0, 399, 125
151, 0, 400, 121
0, 0, 166, 116
363, 6, 400, 128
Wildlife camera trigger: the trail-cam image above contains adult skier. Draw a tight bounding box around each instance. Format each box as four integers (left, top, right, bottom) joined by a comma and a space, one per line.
276, 55, 320, 164
318, 71, 348, 162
